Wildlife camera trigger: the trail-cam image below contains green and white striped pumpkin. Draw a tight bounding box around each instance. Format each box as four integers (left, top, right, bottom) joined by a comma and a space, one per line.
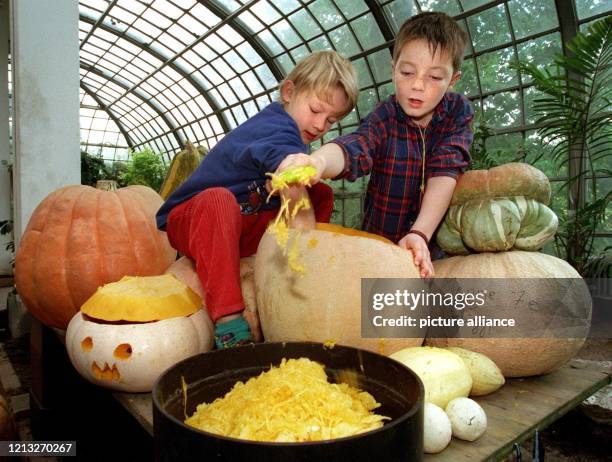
437, 196, 558, 254
436, 163, 558, 254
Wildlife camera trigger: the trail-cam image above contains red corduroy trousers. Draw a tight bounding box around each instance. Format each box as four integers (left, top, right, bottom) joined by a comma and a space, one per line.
166, 184, 334, 322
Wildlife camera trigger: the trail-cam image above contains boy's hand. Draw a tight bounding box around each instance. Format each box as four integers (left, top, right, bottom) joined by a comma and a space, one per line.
398, 233, 435, 278
276, 153, 326, 184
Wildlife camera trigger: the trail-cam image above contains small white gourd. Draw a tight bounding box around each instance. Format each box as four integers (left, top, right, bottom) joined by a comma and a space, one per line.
445, 397, 487, 441
423, 402, 452, 453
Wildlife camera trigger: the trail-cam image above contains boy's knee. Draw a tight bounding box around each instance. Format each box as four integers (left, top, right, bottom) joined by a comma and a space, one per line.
192, 187, 239, 212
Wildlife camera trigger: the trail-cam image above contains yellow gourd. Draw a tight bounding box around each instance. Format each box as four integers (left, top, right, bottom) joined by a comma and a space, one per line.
390, 346, 472, 408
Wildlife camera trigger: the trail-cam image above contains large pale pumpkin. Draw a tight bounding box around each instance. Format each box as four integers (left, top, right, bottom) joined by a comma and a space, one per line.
15, 184, 176, 329
437, 163, 558, 254
255, 224, 425, 355
426, 251, 591, 377
165, 256, 263, 342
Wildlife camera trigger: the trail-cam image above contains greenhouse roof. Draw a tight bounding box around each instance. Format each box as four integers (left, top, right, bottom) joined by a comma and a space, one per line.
77, 0, 610, 162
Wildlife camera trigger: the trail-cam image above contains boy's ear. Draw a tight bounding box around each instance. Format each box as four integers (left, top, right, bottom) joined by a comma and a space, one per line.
280, 80, 295, 104
449, 71, 462, 90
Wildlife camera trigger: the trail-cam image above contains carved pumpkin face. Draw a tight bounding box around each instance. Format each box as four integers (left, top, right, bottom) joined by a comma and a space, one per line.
66, 310, 213, 392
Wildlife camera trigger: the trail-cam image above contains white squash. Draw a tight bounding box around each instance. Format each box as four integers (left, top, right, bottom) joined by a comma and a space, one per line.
390, 346, 472, 408
446, 347, 505, 396
66, 310, 214, 392
445, 397, 487, 441
423, 403, 452, 454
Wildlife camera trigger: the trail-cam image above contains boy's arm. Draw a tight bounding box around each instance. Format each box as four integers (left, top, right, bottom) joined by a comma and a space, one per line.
400, 94, 474, 278
276, 104, 387, 182
398, 176, 457, 278
275, 143, 345, 183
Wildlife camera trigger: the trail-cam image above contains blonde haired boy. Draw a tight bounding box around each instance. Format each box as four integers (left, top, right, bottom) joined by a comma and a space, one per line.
280, 13, 473, 278
156, 51, 358, 348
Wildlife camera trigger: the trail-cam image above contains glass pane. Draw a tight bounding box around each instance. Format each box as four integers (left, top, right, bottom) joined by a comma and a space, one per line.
276, 53, 295, 73
418, 0, 460, 15
517, 32, 563, 83
258, 29, 284, 55
523, 86, 546, 125
378, 81, 395, 100
460, 0, 493, 10
384, 0, 418, 33
357, 87, 379, 117
274, 0, 300, 14
353, 57, 373, 87
309, 0, 343, 29
454, 58, 479, 97
352, 14, 386, 50
483, 91, 522, 129
467, 5, 511, 52
367, 49, 393, 83
289, 9, 322, 41
308, 35, 333, 51
334, 0, 369, 20
591, 237, 612, 254
290, 45, 310, 62
251, 0, 282, 23
271, 20, 302, 49
585, 178, 612, 233
525, 129, 568, 177
328, 24, 362, 55
484, 132, 525, 164
576, 0, 612, 19
508, 0, 558, 39
476, 46, 518, 93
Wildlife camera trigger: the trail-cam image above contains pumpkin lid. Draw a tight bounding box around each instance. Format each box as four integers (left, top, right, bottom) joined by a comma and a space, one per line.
81, 274, 201, 322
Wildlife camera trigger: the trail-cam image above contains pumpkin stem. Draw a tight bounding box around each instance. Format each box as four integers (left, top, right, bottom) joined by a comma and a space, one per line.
96, 179, 118, 191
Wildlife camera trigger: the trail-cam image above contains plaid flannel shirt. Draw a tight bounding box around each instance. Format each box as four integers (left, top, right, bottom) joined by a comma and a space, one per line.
332, 92, 473, 243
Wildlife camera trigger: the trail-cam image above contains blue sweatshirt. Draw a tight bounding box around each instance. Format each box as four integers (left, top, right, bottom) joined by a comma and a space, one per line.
156, 102, 307, 230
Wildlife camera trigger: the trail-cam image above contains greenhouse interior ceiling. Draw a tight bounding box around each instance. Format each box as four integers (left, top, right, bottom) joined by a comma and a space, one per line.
78, 0, 610, 159
53, 0, 611, 247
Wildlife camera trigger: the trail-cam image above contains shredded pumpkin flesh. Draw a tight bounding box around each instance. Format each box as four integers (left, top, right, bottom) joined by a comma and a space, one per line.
266, 166, 318, 274
185, 357, 388, 442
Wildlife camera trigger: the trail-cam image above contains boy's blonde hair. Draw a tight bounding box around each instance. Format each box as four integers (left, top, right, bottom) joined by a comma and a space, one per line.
393, 12, 468, 72
279, 51, 358, 117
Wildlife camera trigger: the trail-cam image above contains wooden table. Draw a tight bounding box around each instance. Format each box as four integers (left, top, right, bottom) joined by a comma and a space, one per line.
113, 359, 610, 461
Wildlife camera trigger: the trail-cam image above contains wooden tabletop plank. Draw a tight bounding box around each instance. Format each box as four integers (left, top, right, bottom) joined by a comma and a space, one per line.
113, 362, 610, 461
113, 392, 154, 436
425, 365, 610, 461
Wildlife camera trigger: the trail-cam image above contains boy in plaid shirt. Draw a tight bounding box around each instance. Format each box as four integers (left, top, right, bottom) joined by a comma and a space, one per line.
280, 12, 473, 278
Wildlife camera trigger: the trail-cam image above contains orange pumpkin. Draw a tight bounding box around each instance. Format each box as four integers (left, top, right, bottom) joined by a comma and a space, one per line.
15, 184, 176, 329
165, 256, 263, 342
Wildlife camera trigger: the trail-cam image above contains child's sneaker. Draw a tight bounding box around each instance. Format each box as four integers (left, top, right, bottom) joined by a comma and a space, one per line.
214, 316, 253, 349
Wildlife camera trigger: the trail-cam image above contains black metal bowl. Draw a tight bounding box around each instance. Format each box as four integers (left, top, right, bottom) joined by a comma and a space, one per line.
153, 342, 424, 462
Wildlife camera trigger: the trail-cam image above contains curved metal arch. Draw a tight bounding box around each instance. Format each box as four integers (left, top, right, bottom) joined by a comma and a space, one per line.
202, 0, 285, 82
363, 0, 396, 43
79, 13, 231, 134
80, 80, 134, 149
80, 63, 185, 149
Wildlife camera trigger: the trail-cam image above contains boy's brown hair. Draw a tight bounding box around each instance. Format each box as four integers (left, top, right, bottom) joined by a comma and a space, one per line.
279, 51, 359, 117
393, 12, 468, 72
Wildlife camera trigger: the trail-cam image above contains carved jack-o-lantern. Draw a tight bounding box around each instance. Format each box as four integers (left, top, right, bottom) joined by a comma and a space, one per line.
65, 274, 214, 392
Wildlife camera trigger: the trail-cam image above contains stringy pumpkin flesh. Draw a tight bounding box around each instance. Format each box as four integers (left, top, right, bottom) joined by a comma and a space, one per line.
185, 357, 388, 442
